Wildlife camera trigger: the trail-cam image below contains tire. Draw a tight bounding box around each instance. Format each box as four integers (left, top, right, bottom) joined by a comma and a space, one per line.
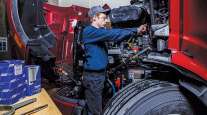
103, 80, 197, 115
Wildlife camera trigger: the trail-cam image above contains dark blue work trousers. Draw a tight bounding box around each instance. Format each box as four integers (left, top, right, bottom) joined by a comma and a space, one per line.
82, 72, 105, 115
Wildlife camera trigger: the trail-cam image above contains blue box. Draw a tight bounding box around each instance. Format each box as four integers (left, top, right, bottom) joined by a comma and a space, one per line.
0, 83, 26, 98
0, 62, 15, 82
0, 92, 22, 105
5, 60, 24, 77
0, 60, 24, 82
0, 79, 18, 92
0, 83, 26, 105
0, 93, 21, 105
16, 74, 27, 85
26, 82, 41, 96
24, 65, 41, 96
24, 65, 41, 84
21, 87, 27, 98
0, 74, 26, 92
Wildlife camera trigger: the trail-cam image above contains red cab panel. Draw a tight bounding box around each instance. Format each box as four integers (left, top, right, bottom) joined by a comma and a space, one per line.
169, 0, 207, 80
43, 3, 89, 64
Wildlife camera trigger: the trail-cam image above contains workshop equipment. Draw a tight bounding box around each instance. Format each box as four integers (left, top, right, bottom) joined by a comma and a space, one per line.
24, 65, 41, 96
20, 104, 48, 115
109, 5, 148, 28
14, 89, 61, 115
0, 98, 36, 115
0, 60, 24, 81
0, 60, 26, 104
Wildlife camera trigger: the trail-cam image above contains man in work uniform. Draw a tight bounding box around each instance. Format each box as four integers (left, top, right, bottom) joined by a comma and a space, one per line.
82, 6, 147, 115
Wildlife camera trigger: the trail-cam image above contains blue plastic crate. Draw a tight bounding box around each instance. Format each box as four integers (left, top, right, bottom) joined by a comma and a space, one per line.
26, 82, 41, 96
24, 65, 41, 96
0, 79, 18, 92
16, 73, 27, 85
24, 65, 41, 84
13, 60, 24, 77
0, 83, 26, 98
0, 62, 15, 82
0, 92, 22, 105
0, 60, 24, 82
0, 83, 26, 105
0, 74, 26, 92
21, 87, 27, 98
5, 60, 24, 77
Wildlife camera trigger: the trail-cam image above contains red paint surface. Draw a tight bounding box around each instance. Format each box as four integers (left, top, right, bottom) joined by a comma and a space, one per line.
53, 98, 78, 107
43, 3, 89, 65
169, 0, 207, 80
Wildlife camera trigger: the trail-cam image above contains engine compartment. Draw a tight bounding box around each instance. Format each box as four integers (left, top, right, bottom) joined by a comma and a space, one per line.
105, 0, 170, 83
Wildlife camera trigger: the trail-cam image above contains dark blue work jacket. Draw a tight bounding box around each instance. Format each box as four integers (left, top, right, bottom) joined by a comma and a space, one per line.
82, 25, 137, 71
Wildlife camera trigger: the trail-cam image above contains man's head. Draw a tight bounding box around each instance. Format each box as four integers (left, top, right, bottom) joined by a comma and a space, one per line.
88, 6, 110, 28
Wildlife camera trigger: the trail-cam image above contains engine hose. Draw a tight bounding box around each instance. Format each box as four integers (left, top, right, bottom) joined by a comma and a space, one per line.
112, 46, 151, 72
106, 79, 116, 95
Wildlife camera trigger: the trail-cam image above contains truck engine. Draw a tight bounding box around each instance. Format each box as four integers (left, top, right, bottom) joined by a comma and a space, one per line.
99, 0, 169, 87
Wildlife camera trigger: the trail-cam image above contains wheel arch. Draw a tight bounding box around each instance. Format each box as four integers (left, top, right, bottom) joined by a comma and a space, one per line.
142, 59, 207, 106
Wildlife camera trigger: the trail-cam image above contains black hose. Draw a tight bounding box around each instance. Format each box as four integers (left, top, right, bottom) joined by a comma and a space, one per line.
149, 0, 155, 24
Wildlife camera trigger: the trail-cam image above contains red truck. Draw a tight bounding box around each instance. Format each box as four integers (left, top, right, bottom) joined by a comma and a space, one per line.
4, 0, 89, 81
2, 0, 207, 114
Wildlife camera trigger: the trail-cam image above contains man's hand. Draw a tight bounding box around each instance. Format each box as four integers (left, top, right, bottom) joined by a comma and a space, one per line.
137, 24, 147, 35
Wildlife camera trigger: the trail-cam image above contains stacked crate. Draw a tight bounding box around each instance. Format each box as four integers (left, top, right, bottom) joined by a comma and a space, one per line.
0, 60, 26, 104
0, 60, 42, 104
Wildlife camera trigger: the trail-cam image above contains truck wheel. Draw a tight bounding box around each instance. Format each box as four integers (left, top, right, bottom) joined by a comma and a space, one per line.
103, 80, 196, 115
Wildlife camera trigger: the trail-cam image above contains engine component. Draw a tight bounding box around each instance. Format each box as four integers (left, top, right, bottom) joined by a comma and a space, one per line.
128, 68, 145, 80
107, 34, 151, 67
157, 39, 166, 51
154, 25, 169, 37
109, 5, 150, 28
147, 52, 171, 62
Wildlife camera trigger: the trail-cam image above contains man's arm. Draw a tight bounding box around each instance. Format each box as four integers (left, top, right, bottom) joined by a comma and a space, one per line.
125, 24, 147, 35
83, 28, 137, 44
